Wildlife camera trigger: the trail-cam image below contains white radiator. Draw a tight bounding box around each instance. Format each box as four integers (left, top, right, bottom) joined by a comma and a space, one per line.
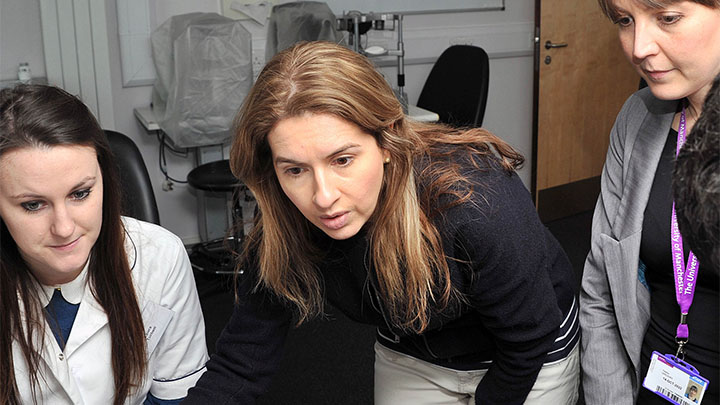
39, 0, 114, 128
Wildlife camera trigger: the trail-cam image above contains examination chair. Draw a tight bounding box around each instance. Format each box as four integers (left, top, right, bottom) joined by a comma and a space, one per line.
416, 45, 490, 128
105, 130, 160, 225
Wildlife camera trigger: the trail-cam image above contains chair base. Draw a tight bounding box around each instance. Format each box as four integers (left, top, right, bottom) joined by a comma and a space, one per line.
188, 237, 239, 275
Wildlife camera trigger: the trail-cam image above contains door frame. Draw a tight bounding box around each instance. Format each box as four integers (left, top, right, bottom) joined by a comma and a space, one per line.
530, 0, 628, 222
531, 0, 541, 204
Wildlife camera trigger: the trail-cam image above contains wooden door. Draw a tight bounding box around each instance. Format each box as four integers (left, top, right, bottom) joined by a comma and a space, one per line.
533, 0, 638, 222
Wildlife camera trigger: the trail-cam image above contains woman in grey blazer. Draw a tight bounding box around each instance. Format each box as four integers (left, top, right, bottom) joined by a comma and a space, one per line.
580, 1, 720, 403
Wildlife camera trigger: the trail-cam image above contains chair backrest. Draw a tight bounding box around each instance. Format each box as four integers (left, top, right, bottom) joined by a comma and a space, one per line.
416, 45, 490, 128
104, 130, 160, 225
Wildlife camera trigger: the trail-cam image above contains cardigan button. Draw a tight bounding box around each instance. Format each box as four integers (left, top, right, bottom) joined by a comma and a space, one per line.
58, 353, 64, 361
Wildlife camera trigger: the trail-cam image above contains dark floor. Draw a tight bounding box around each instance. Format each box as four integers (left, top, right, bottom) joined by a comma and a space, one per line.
192, 209, 594, 404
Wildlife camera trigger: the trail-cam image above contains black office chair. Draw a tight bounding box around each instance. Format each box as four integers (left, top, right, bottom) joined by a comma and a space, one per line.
416, 45, 490, 128
104, 130, 160, 225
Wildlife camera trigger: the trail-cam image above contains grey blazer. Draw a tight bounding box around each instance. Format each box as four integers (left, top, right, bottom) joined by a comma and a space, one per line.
579, 87, 679, 404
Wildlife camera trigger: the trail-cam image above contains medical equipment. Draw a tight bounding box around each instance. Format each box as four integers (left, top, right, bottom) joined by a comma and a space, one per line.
151, 13, 253, 148
337, 11, 407, 111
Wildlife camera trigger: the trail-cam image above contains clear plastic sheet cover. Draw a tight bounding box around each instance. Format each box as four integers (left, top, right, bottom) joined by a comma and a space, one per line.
151, 13, 253, 148
265, 1, 344, 61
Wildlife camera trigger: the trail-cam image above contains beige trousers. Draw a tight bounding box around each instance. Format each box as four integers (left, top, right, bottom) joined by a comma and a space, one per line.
374, 341, 580, 405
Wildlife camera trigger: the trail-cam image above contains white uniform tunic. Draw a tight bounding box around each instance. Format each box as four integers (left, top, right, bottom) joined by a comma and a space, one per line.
14, 217, 209, 404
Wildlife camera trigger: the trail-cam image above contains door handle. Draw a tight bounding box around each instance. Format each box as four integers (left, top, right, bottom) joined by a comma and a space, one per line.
545, 40, 568, 49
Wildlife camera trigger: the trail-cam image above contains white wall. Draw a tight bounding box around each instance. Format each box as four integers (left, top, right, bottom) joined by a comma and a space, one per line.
0, 0, 535, 245
0, 0, 46, 82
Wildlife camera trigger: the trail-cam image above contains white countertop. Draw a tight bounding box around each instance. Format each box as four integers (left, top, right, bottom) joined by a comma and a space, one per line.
134, 104, 439, 133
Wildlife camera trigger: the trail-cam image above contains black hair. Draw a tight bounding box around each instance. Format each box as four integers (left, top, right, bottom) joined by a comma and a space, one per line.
673, 75, 720, 272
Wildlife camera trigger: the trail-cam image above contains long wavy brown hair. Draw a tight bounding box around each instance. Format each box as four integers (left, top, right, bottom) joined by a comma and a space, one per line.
0, 85, 146, 404
231, 41, 523, 333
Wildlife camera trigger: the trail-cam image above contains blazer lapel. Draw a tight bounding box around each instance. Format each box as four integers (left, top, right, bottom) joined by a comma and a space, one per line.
615, 102, 675, 240
607, 97, 676, 373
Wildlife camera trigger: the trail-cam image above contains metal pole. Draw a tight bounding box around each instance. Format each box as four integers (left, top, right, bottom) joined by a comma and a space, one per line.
352, 13, 360, 52
395, 14, 406, 111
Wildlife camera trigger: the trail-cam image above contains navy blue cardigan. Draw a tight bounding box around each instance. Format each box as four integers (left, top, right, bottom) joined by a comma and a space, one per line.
184, 155, 578, 404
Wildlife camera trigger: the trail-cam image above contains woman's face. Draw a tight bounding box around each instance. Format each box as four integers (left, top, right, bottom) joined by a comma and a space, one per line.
0, 145, 103, 285
268, 113, 389, 240
612, 0, 720, 102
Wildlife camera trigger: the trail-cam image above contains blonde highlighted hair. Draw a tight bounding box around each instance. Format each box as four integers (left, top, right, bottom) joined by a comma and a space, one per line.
231, 41, 523, 333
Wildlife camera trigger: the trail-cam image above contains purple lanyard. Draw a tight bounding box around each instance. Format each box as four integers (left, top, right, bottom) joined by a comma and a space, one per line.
671, 106, 700, 356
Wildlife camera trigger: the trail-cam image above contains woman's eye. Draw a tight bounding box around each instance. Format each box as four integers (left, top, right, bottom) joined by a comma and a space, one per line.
334, 156, 353, 167
71, 189, 91, 200
614, 16, 633, 27
659, 14, 681, 25
21, 201, 43, 212
285, 167, 303, 176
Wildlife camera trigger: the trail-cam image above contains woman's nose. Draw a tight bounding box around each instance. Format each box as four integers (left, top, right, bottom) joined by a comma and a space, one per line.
632, 23, 659, 62
50, 205, 76, 238
312, 170, 340, 209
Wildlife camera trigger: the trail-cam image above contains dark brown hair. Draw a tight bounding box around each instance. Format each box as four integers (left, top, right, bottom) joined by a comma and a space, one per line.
231, 41, 523, 333
0, 85, 146, 404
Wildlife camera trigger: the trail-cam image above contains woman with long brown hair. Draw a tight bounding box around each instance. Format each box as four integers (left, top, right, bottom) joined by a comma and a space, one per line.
186, 41, 579, 404
0, 85, 208, 404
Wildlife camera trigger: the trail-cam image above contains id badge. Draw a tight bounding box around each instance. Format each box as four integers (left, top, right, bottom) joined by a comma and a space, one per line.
141, 301, 174, 355
643, 351, 709, 404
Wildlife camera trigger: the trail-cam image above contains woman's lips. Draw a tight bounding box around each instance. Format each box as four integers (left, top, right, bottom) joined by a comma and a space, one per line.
51, 237, 80, 251
644, 69, 672, 81
320, 212, 349, 230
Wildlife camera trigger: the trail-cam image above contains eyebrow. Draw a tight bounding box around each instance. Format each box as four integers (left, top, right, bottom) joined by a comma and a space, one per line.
274, 143, 361, 165
10, 176, 97, 200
